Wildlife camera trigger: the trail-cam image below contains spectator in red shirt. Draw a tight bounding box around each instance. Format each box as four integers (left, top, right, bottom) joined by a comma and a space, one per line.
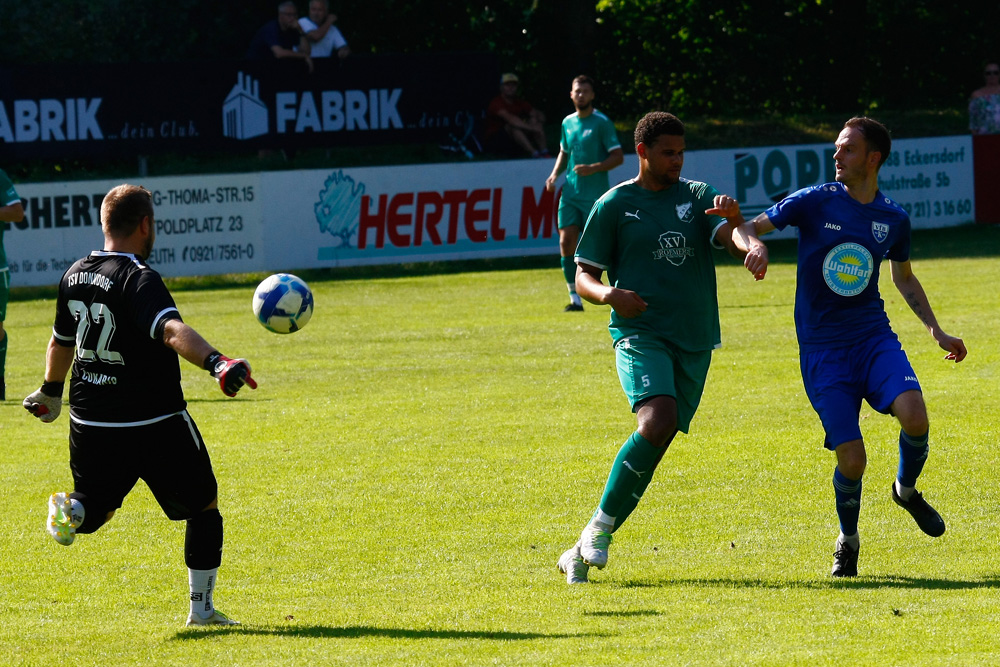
484, 73, 550, 158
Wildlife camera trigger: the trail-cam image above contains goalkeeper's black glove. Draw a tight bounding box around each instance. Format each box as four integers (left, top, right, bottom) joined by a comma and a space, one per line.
204, 352, 257, 397
23, 381, 65, 423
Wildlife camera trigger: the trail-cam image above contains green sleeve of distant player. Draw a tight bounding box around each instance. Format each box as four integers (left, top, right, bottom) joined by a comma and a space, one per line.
562, 115, 584, 196
559, 116, 572, 155
598, 114, 621, 155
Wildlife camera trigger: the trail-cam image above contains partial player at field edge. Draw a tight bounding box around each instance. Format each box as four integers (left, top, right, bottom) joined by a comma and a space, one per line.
0, 167, 26, 401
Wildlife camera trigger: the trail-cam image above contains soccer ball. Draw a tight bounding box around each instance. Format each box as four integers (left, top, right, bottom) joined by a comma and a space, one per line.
252, 273, 314, 334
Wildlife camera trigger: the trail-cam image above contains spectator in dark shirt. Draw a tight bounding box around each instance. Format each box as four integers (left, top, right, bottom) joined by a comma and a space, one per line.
247, 1, 313, 71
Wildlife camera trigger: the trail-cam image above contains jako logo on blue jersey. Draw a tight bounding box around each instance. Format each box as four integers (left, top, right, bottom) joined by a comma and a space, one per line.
822, 242, 873, 296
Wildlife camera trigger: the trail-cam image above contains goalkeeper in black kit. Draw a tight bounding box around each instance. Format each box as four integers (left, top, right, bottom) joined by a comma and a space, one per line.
23, 184, 256, 627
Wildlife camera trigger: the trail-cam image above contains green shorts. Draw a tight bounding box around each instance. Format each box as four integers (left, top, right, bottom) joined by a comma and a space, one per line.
614, 334, 713, 433
0, 269, 8, 321
557, 197, 592, 230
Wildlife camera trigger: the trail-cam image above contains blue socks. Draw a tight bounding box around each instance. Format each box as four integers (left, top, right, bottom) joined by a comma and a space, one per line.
833, 430, 928, 539
833, 467, 862, 537
897, 429, 929, 489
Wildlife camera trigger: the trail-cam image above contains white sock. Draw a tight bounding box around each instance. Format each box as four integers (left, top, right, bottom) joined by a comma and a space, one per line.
838, 532, 860, 550
568, 291, 582, 306
894, 479, 915, 501
189, 568, 218, 619
589, 509, 615, 532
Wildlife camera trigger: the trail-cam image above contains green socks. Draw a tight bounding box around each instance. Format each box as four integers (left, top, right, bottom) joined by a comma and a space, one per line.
0, 330, 7, 378
560, 256, 581, 305
597, 431, 660, 522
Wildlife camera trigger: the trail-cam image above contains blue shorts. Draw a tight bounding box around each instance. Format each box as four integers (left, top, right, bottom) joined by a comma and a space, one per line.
800, 333, 920, 450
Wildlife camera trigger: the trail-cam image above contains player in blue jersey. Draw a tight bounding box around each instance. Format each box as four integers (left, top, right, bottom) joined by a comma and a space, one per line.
746, 117, 967, 577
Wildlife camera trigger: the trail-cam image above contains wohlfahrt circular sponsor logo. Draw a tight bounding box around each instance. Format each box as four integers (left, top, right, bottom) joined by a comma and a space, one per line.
822, 242, 873, 296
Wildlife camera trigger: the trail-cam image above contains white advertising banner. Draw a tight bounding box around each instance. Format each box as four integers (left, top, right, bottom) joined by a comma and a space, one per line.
681, 135, 974, 239
8, 174, 264, 287
4, 135, 974, 287
261, 160, 575, 270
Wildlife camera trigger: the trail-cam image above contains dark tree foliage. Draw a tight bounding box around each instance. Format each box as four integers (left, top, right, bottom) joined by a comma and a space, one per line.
590, 0, 999, 118
0, 0, 270, 63
0, 0, 996, 120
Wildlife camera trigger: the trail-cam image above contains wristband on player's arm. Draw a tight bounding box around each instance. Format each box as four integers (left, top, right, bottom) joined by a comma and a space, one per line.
203, 351, 223, 372
203, 350, 257, 397
41, 381, 65, 397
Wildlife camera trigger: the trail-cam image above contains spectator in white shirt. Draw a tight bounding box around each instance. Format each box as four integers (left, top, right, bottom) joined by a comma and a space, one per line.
299, 0, 350, 59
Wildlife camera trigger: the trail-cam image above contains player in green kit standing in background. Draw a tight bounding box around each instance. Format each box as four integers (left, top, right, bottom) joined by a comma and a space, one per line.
0, 167, 26, 401
556, 111, 769, 584
545, 75, 623, 312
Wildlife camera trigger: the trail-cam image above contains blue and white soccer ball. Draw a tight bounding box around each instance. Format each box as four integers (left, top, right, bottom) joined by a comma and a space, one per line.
252, 273, 314, 334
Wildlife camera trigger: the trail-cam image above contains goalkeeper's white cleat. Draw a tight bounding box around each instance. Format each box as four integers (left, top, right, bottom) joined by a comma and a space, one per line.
186, 609, 240, 626
557, 542, 590, 584
579, 525, 613, 569
47, 492, 83, 546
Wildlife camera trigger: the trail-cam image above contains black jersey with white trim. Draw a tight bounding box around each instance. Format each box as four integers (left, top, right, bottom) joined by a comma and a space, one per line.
53, 251, 186, 423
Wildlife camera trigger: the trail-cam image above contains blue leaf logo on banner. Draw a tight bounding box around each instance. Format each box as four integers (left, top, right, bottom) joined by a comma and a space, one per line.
315, 170, 365, 250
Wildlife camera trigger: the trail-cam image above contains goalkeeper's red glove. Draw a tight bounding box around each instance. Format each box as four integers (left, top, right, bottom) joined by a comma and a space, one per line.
204, 352, 257, 397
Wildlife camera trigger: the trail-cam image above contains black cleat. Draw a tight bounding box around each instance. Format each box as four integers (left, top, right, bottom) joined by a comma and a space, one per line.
0, 376, 5, 401
564, 303, 584, 312
831, 539, 859, 578
891, 485, 945, 537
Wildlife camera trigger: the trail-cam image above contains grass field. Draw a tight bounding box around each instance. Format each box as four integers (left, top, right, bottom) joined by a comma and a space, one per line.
2, 226, 999, 665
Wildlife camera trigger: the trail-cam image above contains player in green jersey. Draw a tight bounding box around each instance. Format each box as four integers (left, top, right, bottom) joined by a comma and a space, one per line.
545, 75, 623, 311
556, 112, 769, 584
0, 168, 25, 401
